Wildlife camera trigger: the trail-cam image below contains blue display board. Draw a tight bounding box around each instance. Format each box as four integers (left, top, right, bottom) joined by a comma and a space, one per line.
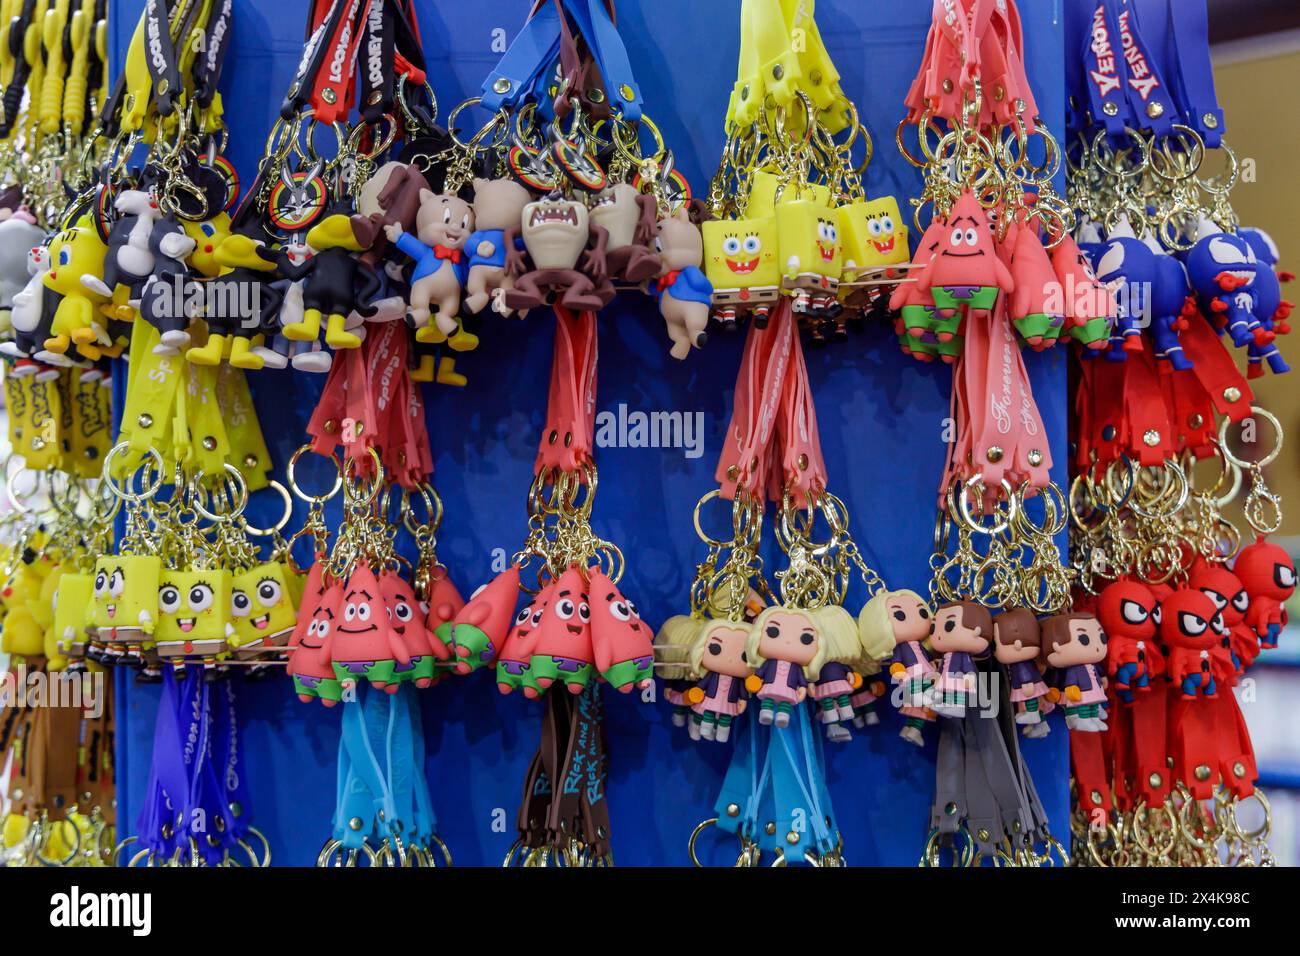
110, 0, 1070, 866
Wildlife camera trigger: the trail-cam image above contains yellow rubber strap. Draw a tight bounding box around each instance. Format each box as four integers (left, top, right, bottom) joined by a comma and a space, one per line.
66, 372, 113, 479
216, 364, 271, 492
117, 321, 182, 469
38, 0, 71, 134
185, 361, 230, 477
62, 4, 91, 130
21, 374, 62, 469
3, 367, 27, 449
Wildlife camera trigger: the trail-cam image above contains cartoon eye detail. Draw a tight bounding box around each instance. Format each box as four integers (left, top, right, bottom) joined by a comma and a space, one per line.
159, 586, 181, 613
892, 609, 906, 621
356, 602, 371, 621
742, 235, 762, 254
949, 228, 964, 247
201, 223, 216, 236
918, 606, 929, 619
1211, 614, 1227, 634
765, 625, 780, 638
827, 224, 837, 243
1276, 564, 1296, 588
1207, 236, 1248, 265
963, 228, 979, 246
722, 236, 741, 256
108, 570, 125, 597
188, 584, 214, 613
654, 236, 664, 253
708, 642, 722, 656
93, 571, 108, 597
529, 608, 545, 626
394, 602, 412, 622
1232, 590, 1249, 612
799, 631, 815, 645
868, 219, 883, 237
627, 599, 639, 618
344, 603, 357, 621
514, 607, 532, 626
257, 580, 283, 607
943, 618, 956, 632
1077, 633, 1090, 646
1152, 605, 1162, 625
1199, 589, 1227, 609
556, 599, 576, 620
609, 600, 632, 621
461, 214, 471, 230
442, 207, 452, 224
1179, 612, 1207, 636
231, 590, 251, 617
316, 619, 330, 639
59, 248, 71, 266
578, 601, 590, 623
1120, 600, 1149, 624
881, 215, 894, 233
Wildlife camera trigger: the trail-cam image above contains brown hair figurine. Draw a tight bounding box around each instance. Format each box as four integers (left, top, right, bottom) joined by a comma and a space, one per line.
1040, 612, 1108, 732
993, 609, 1051, 738
930, 601, 992, 718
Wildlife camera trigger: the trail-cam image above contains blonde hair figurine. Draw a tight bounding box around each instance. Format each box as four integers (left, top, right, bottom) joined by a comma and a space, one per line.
673, 618, 755, 743
807, 605, 863, 743
744, 605, 825, 728
858, 588, 936, 747
655, 615, 704, 728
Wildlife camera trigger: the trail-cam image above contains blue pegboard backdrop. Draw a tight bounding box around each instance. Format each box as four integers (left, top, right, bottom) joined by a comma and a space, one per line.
110, 0, 1070, 866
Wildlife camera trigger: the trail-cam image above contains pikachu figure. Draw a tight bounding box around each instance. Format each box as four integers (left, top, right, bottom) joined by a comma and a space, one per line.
702, 216, 782, 329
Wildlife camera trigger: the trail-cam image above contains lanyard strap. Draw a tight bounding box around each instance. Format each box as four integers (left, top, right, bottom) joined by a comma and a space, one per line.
1156, 0, 1223, 146
535, 306, 599, 476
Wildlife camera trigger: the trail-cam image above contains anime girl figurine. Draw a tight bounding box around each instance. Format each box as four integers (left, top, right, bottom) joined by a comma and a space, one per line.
859, 588, 935, 746
744, 605, 823, 728
993, 608, 1050, 737
930, 601, 993, 719
807, 605, 862, 742
656, 615, 703, 728
1041, 612, 1109, 731
681, 618, 752, 742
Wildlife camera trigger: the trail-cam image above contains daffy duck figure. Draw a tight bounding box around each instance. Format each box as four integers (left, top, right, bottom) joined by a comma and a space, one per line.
186, 224, 284, 369
278, 212, 380, 349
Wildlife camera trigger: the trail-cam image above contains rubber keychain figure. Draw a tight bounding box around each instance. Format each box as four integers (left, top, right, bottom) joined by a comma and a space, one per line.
1040, 612, 1109, 731
288, 582, 344, 707
495, 582, 556, 696
929, 601, 992, 719
649, 208, 713, 359
328, 563, 412, 693
524, 565, 596, 695
911, 191, 1014, 342
680, 619, 753, 742
993, 608, 1051, 737
858, 588, 935, 746
587, 568, 654, 693
744, 605, 821, 728
463, 177, 533, 315
1234, 536, 1296, 650
802, 606, 862, 742
1095, 579, 1162, 702
1158, 589, 1226, 700
385, 190, 477, 348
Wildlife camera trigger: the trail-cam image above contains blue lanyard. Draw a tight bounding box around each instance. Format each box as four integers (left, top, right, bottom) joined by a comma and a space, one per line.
1148, 0, 1224, 146
479, 0, 641, 121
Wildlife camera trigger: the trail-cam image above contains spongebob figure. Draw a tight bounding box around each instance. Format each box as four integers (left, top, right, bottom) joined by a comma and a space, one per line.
52, 571, 94, 664
155, 569, 234, 672
840, 197, 910, 276
703, 217, 782, 329
230, 563, 297, 658
87, 555, 161, 664
775, 198, 842, 316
